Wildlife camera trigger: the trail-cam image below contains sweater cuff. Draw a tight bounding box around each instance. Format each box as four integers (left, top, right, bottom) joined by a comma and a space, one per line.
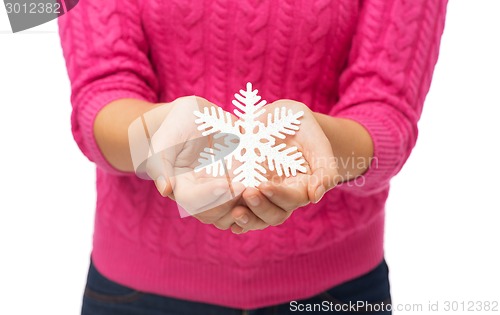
333, 106, 408, 195
74, 89, 153, 175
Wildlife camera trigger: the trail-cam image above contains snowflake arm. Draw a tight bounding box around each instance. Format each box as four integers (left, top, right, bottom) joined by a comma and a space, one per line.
232, 154, 267, 188
264, 106, 304, 140
194, 133, 238, 176
232, 82, 267, 121
194, 106, 238, 136
261, 142, 307, 177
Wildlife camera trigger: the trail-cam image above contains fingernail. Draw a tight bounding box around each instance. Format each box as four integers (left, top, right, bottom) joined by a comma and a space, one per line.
314, 185, 326, 203
261, 189, 273, 198
156, 176, 167, 193
247, 195, 260, 207
236, 215, 249, 225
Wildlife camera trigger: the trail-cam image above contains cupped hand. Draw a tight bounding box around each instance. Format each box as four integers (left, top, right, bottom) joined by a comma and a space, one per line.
134, 97, 338, 233
230, 100, 339, 233
138, 96, 262, 229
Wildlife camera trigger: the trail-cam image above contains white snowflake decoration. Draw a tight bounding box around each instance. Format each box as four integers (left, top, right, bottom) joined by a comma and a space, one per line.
193, 82, 307, 187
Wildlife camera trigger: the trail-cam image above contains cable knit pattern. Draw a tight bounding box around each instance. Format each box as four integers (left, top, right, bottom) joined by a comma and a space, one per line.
58, 0, 447, 309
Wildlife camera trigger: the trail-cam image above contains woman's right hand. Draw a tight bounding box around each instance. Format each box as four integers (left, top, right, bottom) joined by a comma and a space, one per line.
135, 96, 262, 230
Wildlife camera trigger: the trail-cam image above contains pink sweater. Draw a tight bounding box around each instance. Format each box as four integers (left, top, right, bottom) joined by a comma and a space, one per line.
58, 0, 447, 309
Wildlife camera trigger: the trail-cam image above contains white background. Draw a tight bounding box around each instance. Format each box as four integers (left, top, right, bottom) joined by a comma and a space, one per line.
0, 1, 499, 314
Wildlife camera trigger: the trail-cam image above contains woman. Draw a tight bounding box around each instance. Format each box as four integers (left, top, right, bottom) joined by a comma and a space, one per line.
58, 0, 447, 314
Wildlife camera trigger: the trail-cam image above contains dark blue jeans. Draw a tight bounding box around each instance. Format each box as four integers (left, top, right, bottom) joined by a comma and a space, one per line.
82, 259, 391, 315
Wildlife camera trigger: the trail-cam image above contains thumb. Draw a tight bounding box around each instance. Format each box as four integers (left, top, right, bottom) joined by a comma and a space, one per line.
146, 96, 201, 198
154, 176, 174, 198
307, 156, 339, 204
147, 151, 175, 198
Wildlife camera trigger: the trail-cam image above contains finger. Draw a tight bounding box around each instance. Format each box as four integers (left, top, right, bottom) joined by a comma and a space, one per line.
214, 205, 267, 231
147, 97, 201, 196
296, 116, 339, 203
242, 188, 291, 227
258, 180, 309, 211
154, 176, 174, 198
183, 179, 239, 219
303, 141, 339, 203
194, 197, 234, 224
230, 223, 245, 234
212, 211, 236, 230
229, 205, 269, 232
148, 153, 174, 197
307, 166, 339, 204
190, 180, 246, 223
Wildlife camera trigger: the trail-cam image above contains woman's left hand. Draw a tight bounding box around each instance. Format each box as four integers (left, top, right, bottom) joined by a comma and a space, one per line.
230, 100, 340, 234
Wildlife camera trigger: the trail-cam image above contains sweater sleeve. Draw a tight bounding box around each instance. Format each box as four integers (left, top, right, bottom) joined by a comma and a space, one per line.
58, 0, 158, 174
329, 0, 447, 195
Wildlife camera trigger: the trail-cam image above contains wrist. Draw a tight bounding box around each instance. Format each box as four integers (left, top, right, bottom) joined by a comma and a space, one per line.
313, 112, 374, 181
93, 99, 167, 173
